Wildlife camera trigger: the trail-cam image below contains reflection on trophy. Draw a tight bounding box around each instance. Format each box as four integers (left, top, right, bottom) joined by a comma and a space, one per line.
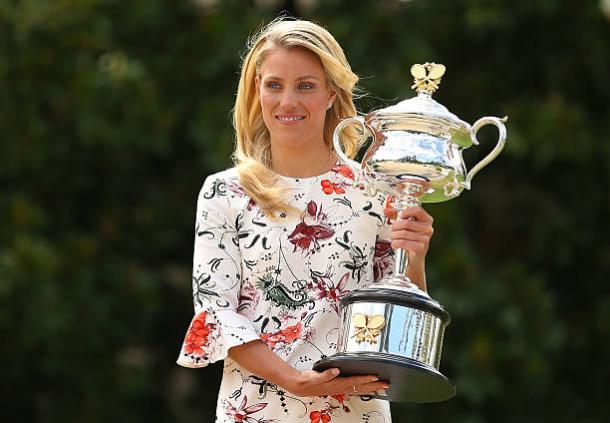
313, 63, 508, 403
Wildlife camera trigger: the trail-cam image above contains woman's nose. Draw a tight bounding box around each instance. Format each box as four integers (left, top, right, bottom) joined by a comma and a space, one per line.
279, 91, 298, 109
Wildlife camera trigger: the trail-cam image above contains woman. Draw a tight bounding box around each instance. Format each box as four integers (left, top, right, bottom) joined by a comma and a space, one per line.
177, 18, 434, 423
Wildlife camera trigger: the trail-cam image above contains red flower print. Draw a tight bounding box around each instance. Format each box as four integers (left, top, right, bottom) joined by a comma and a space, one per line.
183, 311, 215, 357
238, 280, 260, 311
288, 201, 334, 255
383, 195, 395, 224
288, 221, 334, 253
331, 164, 355, 181
307, 200, 318, 217
260, 322, 303, 348
373, 240, 393, 282
310, 410, 332, 423
321, 179, 346, 195
227, 181, 257, 210
224, 396, 269, 423
279, 321, 303, 343
330, 394, 345, 402
310, 271, 350, 314
330, 394, 351, 413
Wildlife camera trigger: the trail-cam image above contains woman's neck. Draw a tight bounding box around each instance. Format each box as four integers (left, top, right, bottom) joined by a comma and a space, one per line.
270, 142, 335, 178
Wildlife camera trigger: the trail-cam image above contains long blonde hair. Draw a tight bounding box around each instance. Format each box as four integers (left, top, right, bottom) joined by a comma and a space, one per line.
232, 18, 361, 218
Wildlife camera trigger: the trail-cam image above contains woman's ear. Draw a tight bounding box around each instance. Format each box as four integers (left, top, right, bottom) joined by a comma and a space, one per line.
328, 87, 337, 107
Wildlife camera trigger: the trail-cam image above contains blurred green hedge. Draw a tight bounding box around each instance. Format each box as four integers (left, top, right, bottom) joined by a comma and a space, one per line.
1, 0, 609, 421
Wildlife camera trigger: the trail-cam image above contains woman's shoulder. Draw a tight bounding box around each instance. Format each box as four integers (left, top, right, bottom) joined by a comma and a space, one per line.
199, 167, 242, 192
197, 167, 252, 206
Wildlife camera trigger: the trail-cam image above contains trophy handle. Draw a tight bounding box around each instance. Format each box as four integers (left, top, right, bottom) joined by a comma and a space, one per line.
464, 116, 508, 189
332, 116, 368, 182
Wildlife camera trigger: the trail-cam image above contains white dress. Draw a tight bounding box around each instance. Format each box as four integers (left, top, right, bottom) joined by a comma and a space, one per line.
177, 162, 395, 423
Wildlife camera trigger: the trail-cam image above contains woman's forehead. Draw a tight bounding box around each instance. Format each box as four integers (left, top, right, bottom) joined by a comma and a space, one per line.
259, 47, 325, 79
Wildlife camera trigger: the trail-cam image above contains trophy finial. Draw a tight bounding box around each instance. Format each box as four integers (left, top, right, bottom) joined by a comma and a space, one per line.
410, 62, 446, 95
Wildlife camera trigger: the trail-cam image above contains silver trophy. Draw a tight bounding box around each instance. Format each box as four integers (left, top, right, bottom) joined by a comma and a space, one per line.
313, 63, 507, 403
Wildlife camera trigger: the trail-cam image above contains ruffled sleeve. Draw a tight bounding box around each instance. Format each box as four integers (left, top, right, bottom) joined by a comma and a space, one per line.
176, 174, 260, 368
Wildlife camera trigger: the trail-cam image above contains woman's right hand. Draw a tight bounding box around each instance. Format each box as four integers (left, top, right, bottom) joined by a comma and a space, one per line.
285, 368, 390, 397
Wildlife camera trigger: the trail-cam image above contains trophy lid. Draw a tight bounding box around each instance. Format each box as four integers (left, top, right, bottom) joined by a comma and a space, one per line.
370, 63, 472, 147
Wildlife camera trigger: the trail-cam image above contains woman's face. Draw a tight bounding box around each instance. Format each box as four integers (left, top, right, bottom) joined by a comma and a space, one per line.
257, 47, 336, 150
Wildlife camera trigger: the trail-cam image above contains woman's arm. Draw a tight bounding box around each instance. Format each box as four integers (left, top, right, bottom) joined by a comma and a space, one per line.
228, 340, 390, 397
407, 260, 427, 292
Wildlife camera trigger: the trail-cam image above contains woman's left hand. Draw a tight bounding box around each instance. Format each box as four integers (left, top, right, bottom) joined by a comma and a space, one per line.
387, 206, 434, 269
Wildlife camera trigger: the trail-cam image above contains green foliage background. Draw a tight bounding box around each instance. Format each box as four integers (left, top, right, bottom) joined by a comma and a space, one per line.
1, 0, 609, 421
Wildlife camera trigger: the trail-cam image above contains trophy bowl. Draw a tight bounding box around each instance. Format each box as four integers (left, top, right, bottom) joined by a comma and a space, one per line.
313, 63, 508, 403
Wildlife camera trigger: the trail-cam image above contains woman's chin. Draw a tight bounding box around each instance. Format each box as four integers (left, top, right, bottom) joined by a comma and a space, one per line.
273, 137, 318, 150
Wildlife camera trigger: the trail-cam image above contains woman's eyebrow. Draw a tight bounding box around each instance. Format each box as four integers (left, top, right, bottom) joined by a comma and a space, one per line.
296, 75, 320, 81
264, 75, 320, 81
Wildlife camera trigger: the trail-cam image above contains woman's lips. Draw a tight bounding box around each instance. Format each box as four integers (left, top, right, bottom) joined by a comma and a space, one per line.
275, 114, 306, 123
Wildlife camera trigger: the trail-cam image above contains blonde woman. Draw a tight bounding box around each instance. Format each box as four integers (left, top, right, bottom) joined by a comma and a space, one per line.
177, 18, 434, 423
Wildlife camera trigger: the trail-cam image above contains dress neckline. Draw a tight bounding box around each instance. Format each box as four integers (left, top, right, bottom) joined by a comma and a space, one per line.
275, 158, 340, 183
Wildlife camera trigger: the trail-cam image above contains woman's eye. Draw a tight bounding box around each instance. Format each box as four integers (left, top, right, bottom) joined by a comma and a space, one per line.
299, 82, 314, 89
267, 82, 280, 89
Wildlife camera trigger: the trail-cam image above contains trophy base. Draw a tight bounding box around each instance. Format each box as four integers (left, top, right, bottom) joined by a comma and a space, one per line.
313, 352, 455, 403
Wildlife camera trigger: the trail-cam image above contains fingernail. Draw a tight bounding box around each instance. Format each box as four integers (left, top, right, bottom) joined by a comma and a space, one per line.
331, 368, 340, 376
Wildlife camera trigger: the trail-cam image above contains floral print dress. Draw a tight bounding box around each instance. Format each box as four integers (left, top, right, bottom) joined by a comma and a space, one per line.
177, 162, 395, 423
